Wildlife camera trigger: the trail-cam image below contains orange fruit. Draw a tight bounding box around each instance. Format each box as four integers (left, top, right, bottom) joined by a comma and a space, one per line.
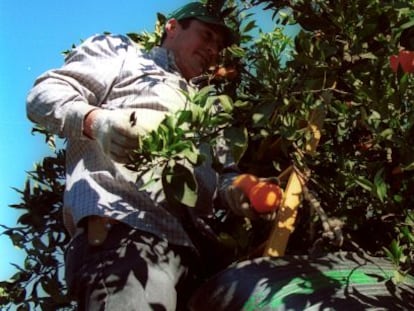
232, 174, 259, 196
398, 50, 414, 73
248, 181, 283, 213
389, 55, 399, 73
214, 66, 238, 80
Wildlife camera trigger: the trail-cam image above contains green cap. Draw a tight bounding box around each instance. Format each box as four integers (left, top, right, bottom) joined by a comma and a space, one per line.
168, 2, 236, 45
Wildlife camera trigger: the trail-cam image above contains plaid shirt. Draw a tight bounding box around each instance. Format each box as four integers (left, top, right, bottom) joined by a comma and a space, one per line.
27, 34, 234, 248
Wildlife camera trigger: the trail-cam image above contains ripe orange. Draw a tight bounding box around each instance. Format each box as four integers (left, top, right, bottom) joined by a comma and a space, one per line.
398, 50, 414, 73
248, 181, 283, 213
232, 174, 259, 196
389, 55, 399, 73
214, 66, 238, 80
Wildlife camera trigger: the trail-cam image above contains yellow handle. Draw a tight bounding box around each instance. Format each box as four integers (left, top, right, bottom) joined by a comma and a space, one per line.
263, 108, 325, 257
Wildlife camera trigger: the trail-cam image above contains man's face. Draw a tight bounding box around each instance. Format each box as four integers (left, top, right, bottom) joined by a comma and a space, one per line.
163, 19, 225, 80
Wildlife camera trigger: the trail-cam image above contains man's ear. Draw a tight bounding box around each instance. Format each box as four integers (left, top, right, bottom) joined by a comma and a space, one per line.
165, 18, 178, 37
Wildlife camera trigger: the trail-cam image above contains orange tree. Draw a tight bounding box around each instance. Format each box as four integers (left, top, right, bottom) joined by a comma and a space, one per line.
246, 0, 414, 273
1, 0, 414, 310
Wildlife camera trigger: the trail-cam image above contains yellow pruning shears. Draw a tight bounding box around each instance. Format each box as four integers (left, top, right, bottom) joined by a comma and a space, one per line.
263, 107, 325, 257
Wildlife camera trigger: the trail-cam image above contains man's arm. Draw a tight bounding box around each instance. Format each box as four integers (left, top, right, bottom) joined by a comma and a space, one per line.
26, 34, 132, 139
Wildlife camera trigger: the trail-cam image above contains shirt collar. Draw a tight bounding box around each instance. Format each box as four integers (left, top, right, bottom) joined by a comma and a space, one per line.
148, 46, 201, 88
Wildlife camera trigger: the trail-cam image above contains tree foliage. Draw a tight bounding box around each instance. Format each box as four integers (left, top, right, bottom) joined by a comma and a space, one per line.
0, 146, 73, 310
1, 0, 414, 309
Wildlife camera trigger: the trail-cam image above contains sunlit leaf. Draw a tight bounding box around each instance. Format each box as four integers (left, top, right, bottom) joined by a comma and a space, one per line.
216, 95, 233, 113
354, 176, 374, 192
223, 126, 248, 164
162, 161, 198, 208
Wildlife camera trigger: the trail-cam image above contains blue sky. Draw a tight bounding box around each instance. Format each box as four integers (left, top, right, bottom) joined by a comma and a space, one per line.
0, 1, 293, 282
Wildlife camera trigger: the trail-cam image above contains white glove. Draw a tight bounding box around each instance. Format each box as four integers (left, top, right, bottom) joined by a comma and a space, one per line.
88, 109, 140, 163
87, 108, 165, 163
225, 178, 278, 221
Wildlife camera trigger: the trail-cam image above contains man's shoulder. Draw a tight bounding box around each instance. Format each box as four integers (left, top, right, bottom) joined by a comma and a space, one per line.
66, 33, 149, 61
62, 33, 146, 65
86, 33, 134, 49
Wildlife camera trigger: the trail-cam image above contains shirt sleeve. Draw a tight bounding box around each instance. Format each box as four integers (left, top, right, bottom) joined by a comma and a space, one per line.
26, 34, 132, 139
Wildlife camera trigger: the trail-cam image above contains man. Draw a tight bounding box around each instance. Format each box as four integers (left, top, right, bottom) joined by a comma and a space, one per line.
26, 2, 271, 310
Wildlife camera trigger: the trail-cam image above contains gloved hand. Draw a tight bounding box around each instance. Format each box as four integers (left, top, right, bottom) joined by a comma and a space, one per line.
86, 108, 141, 163
225, 176, 279, 221
84, 108, 165, 163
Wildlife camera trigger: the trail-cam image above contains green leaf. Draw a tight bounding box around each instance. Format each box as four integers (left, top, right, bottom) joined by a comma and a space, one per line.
401, 226, 414, 243
359, 52, 377, 60
374, 168, 387, 202
379, 128, 393, 140
393, 194, 403, 203
399, 18, 414, 31
32, 237, 47, 251
354, 176, 374, 192
227, 45, 245, 58
390, 240, 403, 262
162, 161, 198, 208
190, 103, 204, 123
176, 110, 192, 127
399, 73, 409, 93
41, 277, 60, 297
216, 95, 233, 113
252, 102, 275, 127
223, 126, 248, 164
180, 145, 201, 165
402, 161, 414, 171
242, 20, 256, 33
193, 85, 214, 107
